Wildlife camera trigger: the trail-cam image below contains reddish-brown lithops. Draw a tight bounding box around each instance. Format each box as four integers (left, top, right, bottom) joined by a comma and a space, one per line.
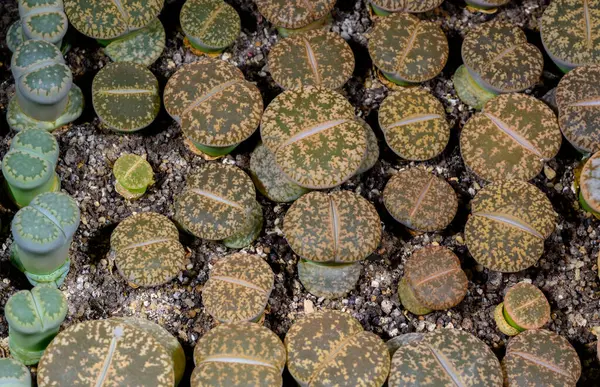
369, 0, 444, 15
580, 151, 600, 215
254, 0, 335, 36
494, 282, 550, 336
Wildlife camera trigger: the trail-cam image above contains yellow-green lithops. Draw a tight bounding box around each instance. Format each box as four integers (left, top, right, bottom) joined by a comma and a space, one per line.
112, 153, 154, 200
180, 0, 241, 54
254, 0, 336, 36
580, 151, 600, 215
494, 282, 550, 336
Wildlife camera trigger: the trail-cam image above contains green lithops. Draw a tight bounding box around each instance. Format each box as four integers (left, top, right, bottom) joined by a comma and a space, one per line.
110, 212, 188, 288
284, 190, 382, 298
503, 329, 581, 386
268, 29, 355, 90
164, 58, 263, 157
494, 282, 550, 336
378, 87, 450, 161
254, 0, 336, 37
191, 322, 286, 386
285, 310, 390, 386
112, 153, 154, 200
460, 93, 562, 182
368, 12, 448, 85
202, 253, 274, 323
383, 168, 458, 232
104, 18, 166, 66
7, 0, 68, 52
465, 180, 556, 272
0, 358, 31, 386
5, 285, 67, 365
580, 151, 600, 215
180, 0, 241, 54
369, 0, 444, 15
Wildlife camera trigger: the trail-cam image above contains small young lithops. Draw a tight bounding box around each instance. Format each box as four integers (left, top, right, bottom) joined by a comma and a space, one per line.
503, 329, 581, 386
254, 0, 336, 37
191, 322, 286, 386
164, 58, 263, 158
92, 62, 161, 132
112, 153, 154, 200
368, 12, 448, 85
5, 285, 67, 365
202, 253, 274, 323
268, 29, 355, 90
464, 0, 510, 11
494, 282, 550, 336
368, 0, 444, 15
383, 168, 458, 232
180, 0, 241, 54
7, 0, 68, 52
465, 180, 556, 272
0, 358, 31, 386
284, 190, 382, 298
580, 151, 600, 215
460, 93, 562, 182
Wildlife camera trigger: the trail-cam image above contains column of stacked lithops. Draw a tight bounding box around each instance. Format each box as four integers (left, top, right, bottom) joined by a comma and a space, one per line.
6, 0, 68, 52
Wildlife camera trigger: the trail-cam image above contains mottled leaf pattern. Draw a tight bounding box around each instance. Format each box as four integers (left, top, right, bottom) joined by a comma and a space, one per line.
370, 0, 443, 13
504, 282, 550, 330
297, 260, 362, 298
105, 18, 166, 66
19, 0, 68, 45
254, 0, 335, 29
180, 0, 240, 50
580, 151, 600, 212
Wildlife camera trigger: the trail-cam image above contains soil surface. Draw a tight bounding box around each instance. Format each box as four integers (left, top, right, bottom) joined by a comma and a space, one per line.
1, 0, 599, 385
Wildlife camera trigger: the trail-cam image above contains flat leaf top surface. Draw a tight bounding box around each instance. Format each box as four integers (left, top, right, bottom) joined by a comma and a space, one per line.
555, 65, 600, 153
254, 0, 335, 29
383, 168, 458, 232
504, 282, 550, 330
164, 58, 263, 147
203, 253, 274, 323
11, 39, 64, 76
64, 0, 164, 40
269, 29, 354, 90
21, 3, 68, 45
368, 13, 448, 82
460, 93, 562, 182
283, 190, 381, 263
378, 87, 449, 161
113, 153, 153, 190
0, 358, 31, 385
462, 21, 543, 92
180, 0, 240, 49
5, 285, 67, 333
465, 180, 556, 272
370, 0, 444, 13
581, 151, 600, 212
260, 86, 366, 189
105, 18, 165, 66
503, 329, 581, 387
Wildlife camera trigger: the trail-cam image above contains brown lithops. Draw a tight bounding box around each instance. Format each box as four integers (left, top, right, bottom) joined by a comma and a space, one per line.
369, 0, 444, 15
254, 0, 336, 36
494, 282, 550, 336
580, 151, 600, 215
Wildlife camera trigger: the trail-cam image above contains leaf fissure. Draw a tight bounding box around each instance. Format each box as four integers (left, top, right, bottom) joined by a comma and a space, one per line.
584, 0, 593, 50
30, 293, 46, 330
281, 119, 350, 148
302, 37, 321, 85
329, 197, 340, 261
210, 275, 267, 293
30, 204, 67, 240
181, 79, 240, 118
111, 0, 130, 29
568, 97, 600, 107
120, 238, 174, 251
195, 2, 225, 39
309, 333, 357, 385
387, 113, 443, 129
189, 188, 243, 209
483, 113, 543, 157
472, 212, 544, 239
95, 326, 124, 387
409, 175, 434, 219
122, 157, 145, 180
425, 344, 467, 387
511, 296, 545, 312
413, 267, 460, 287
197, 355, 277, 369
396, 20, 421, 71
99, 89, 155, 95
511, 351, 573, 378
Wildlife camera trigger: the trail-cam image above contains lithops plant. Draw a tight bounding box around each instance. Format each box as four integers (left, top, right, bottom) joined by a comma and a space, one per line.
494, 282, 550, 336
383, 167, 458, 232
369, 0, 444, 15
164, 58, 263, 158
180, 0, 241, 54
465, 180, 556, 272
503, 329, 581, 386
0, 358, 31, 386
112, 153, 154, 200
11, 192, 80, 287
460, 93, 562, 182
286, 310, 390, 386
368, 12, 448, 85
464, 0, 510, 11
191, 322, 286, 386
254, 0, 336, 37
580, 151, 600, 215
110, 212, 187, 288
104, 18, 166, 66
284, 190, 382, 298
5, 285, 67, 365
7, 0, 68, 52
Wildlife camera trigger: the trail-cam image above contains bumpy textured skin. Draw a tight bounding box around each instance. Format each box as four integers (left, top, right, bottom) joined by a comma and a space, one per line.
503, 282, 550, 330
92, 62, 160, 132
370, 0, 444, 13
269, 29, 354, 90
191, 323, 286, 387
254, 0, 335, 29
285, 310, 390, 387
368, 13, 448, 83
460, 93, 562, 182
37, 319, 174, 386
260, 86, 367, 189
105, 18, 165, 66
389, 329, 503, 386
297, 259, 362, 298
581, 151, 600, 213
383, 168, 458, 232
113, 153, 153, 191
180, 0, 240, 50
464, 180, 556, 272
378, 87, 449, 161
18, 0, 68, 45
356, 118, 380, 174
503, 329, 581, 387
0, 358, 31, 386
164, 58, 263, 148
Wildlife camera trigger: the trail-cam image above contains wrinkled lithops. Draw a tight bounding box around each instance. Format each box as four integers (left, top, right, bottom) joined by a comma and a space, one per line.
268, 29, 355, 90
369, 0, 444, 15
104, 18, 166, 66
580, 151, 600, 215
465, 180, 556, 272
378, 87, 450, 161
11, 192, 80, 287
398, 246, 468, 315
112, 153, 154, 200
191, 322, 286, 386
5, 285, 67, 365
0, 358, 31, 386
284, 190, 381, 298
164, 58, 263, 157
388, 329, 503, 386
383, 168, 458, 232
494, 282, 550, 336
464, 0, 510, 10
503, 329, 581, 386
92, 62, 161, 132
7, 0, 68, 52
202, 253, 274, 323
254, 0, 336, 36
368, 12, 448, 85
180, 0, 241, 54
286, 310, 390, 386
460, 93, 562, 182
110, 212, 187, 287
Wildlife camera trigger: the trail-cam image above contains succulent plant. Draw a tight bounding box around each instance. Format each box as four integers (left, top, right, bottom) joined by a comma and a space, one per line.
112, 153, 154, 200
104, 18, 166, 66
180, 0, 241, 54
460, 93, 562, 182
254, 0, 336, 37
191, 322, 286, 386
285, 310, 390, 386
356, 117, 380, 174
580, 151, 600, 215
368, 0, 444, 15
7, 0, 68, 53
110, 212, 188, 288
268, 29, 355, 90
11, 192, 80, 287
465, 180, 556, 272
383, 167, 458, 232
5, 285, 67, 365
503, 329, 581, 386
463, 0, 510, 11
0, 358, 31, 386
368, 12, 448, 85
164, 58, 263, 158
202, 253, 274, 323
494, 282, 550, 336
2, 129, 60, 208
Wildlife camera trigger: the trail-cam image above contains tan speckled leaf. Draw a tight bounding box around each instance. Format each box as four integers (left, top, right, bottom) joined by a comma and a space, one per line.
370, 0, 444, 13
581, 151, 600, 212
254, 0, 335, 29
297, 259, 362, 298
504, 282, 550, 330
356, 118, 380, 174
180, 0, 240, 50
